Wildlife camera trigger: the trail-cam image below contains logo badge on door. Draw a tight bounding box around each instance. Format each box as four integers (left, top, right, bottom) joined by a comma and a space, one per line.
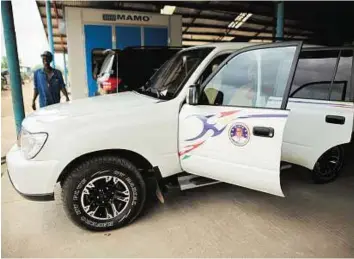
229, 123, 250, 146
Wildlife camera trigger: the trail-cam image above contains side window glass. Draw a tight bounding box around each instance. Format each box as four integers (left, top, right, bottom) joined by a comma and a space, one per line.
290, 50, 352, 101
333, 50, 353, 101
201, 46, 297, 108
197, 53, 231, 85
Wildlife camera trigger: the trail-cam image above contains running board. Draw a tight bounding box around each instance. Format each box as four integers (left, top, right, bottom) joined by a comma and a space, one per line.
177, 175, 220, 191
172, 164, 292, 192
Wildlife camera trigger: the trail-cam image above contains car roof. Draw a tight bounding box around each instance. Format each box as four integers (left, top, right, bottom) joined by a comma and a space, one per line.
185, 42, 351, 52
186, 42, 258, 52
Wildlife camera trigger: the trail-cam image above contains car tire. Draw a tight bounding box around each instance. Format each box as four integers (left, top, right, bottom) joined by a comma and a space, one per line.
62, 155, 146, 231
311, 145, 345, 184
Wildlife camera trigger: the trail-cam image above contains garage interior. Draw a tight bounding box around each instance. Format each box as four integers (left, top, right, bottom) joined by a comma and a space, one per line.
34, 1, 354, 99
2, 1, 354, 257
37, 1, 354, 50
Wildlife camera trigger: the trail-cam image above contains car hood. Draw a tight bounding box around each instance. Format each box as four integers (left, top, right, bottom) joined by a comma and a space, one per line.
25, 91, 159, 124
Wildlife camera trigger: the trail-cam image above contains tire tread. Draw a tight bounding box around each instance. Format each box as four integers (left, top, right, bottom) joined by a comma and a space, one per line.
61, 155, 146, 231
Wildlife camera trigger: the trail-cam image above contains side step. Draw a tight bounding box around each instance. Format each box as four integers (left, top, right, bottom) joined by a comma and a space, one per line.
177, 174, 220, 191
161, 164, 293, 195
177, 164, 292, 191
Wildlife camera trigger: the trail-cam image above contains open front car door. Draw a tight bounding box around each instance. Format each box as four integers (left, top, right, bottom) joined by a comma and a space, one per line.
179, 42, 303, 197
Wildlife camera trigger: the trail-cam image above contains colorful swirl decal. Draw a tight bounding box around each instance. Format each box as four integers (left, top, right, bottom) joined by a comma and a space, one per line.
179, 110, 288, 160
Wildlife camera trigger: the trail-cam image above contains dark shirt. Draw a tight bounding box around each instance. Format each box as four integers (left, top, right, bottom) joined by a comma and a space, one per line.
34, 68, 66, 108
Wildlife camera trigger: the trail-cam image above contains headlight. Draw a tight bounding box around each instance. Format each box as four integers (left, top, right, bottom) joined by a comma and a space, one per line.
20, 129, 48, 159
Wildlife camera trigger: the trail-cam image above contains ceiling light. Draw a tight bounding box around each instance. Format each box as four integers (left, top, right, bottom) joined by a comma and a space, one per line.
228, 13, 253, 29
249, 39, 272, 43
228, 21, 236, 28
161, 5, 176, 15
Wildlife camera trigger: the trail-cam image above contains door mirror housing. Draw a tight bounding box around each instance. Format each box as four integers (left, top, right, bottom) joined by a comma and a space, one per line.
186, 84, 200, 105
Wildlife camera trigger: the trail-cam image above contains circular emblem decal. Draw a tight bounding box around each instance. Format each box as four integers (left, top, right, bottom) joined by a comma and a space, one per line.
229, 123, 250, 146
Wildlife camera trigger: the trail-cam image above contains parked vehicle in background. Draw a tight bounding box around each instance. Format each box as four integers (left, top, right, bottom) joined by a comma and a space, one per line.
96, 49, 119, 95
6, 42, 354, 232
96, 46, 182, 95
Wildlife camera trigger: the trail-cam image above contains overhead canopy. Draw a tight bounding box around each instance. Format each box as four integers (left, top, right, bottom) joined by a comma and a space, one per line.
36, 1, 354, 53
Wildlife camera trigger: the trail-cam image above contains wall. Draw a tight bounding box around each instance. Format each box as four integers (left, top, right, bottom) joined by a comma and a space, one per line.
65, 8, 87, 99
65, 7, 182, 100
169, 15, 182, 46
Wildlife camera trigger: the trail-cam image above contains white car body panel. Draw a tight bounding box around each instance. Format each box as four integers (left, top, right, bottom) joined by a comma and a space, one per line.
179, 105, 289, 197
267, 97, 354, 169
6, 145, 60, 195
22, 91, 182, 182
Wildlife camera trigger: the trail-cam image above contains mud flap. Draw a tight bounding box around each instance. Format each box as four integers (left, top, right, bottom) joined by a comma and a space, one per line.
155, 179, 165, 204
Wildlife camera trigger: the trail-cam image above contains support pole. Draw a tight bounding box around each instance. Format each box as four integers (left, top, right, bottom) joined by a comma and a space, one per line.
46, 0, 55, 68
63, 51, 68, 85
1, 0, 25, 134
275, 1, 284, 40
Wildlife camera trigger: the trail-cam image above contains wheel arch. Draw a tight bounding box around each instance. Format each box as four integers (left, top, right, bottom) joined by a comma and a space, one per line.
312, 143, 347, 170
57, 149, 155, 185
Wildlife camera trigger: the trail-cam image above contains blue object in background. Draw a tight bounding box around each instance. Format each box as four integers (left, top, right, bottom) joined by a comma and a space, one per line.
276, 1, 284, 39
144, 27, 168, 46
1, 0, 25, 134
115, 26, 141, 50
46, 0, 55, 68
84, 25, 112, 97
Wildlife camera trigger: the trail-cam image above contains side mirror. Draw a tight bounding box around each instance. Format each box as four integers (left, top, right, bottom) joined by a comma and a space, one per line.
186, 84, 199, 105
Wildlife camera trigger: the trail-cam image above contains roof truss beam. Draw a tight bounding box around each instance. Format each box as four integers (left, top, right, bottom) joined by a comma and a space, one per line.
182, 23, 312, 37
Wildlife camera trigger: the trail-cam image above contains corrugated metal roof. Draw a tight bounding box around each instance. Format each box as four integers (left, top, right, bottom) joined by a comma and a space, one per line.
37, 1, 354, 53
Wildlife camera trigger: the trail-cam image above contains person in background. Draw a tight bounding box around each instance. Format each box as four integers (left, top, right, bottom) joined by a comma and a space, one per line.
32, 51, 69, 110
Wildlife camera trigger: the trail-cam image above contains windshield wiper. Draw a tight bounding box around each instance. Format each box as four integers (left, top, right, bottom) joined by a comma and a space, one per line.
135, 84, 161, 99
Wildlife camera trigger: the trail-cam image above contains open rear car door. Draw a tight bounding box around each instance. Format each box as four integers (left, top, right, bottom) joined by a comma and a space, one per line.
179, 42, 303, 197
118, 46, 183, 92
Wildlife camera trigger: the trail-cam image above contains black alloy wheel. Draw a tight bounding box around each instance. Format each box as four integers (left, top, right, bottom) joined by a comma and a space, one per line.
312, 145, 344, 184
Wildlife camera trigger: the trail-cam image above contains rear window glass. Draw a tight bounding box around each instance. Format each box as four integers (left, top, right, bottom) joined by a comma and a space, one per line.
334, 50, 353, 101
290, 49, 353, 102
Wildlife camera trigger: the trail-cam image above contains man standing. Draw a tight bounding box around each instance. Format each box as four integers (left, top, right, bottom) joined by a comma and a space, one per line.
32, 51, 69, 110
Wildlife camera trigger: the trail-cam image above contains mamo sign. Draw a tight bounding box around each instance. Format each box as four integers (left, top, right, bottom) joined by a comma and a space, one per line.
81, 9, 169, 25
103, 14, 151, 22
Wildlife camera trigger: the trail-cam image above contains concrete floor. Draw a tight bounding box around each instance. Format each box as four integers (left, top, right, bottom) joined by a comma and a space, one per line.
2, 162, 354, 257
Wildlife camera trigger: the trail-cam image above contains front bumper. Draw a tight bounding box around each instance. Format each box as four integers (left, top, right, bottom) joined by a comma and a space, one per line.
6, 145, 59, 201
7, 170, 54, 201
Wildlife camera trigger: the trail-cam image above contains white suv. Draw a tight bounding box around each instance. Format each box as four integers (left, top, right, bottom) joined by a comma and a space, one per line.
7, 42, 354, 231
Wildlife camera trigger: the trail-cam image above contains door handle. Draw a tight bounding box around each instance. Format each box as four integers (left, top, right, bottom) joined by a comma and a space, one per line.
326, 115, 345, 125
253, 126, 274, 138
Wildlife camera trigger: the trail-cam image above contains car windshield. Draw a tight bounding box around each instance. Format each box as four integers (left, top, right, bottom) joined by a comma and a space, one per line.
135, 47, 214, 100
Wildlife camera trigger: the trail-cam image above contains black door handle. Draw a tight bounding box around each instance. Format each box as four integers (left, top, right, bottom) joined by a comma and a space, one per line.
253, 126, 274, 138
326, 115, 345, 125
